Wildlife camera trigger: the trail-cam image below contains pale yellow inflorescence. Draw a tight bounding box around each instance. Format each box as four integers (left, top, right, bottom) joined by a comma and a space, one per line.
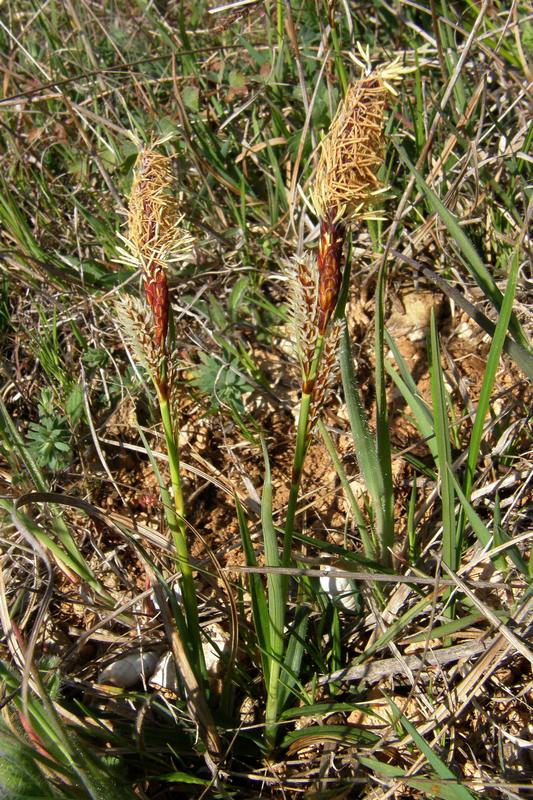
287, 254, 320, 372
313, 55, 408, 223
127, 147, 193, 271
115, 293, 160, 374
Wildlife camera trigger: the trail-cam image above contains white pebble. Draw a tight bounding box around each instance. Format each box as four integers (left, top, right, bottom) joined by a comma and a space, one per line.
98, 651, 159, 689
320, 572, 359, 613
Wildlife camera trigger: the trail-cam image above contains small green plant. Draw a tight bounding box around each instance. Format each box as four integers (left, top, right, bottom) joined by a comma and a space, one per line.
0, 3, 531, 797
249, 52, 409, 749
27, 388, 71, 472
191, 351, 253, 417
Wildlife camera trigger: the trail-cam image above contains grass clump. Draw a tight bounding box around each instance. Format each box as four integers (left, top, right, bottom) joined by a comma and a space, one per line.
0, 1, 531, 798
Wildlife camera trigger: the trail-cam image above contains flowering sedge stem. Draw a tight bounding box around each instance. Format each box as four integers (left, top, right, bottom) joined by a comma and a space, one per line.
282, 335, 325, 570
158, 390, 206, 682
264, 337, 326, 748
123, 146, 210, 694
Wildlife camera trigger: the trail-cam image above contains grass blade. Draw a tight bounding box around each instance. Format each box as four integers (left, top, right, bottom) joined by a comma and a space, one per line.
260, 440, 285, 746
385, 331, 437, 460
375, 262, 395, 564
235, 497, 271, 684
318, 418, 373, 557
395, 145, 528, 349
339, 324, 384, 564
428, 313, 458, 586
277, 603, 309, 715
449, 469, 508, 573
386, 696, 477, 800
282, 724, 379, 751
459, 249, 521, 540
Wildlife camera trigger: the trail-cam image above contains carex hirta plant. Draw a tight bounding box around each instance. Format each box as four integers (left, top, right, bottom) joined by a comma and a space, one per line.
259, 51, 408, 748
286, 52, 408, 558
314, 51, 409, 569
115, 145, 213, 712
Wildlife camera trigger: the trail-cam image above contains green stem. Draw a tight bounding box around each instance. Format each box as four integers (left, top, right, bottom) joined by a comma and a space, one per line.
266, 391, 310, 747
159, 392, 206, 682
265, 336, 327, 748
261, 440, 284, 749
374, 260, 394, 567
159, 395, 185, 519
329, 20, 348, 96
282, 390, 311, 566
276, 0, 283, 50
283, 336, 325, 569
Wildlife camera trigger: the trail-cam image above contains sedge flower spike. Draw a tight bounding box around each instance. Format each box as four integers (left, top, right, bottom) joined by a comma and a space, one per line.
314, 53, 407, 223
312, 55, 407, 334
287, 254, 319, 391
127, 147, 193, 352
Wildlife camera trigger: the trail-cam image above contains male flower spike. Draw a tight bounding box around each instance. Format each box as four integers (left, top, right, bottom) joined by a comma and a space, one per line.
128, 147, 193, 344
313, 53, 407, 333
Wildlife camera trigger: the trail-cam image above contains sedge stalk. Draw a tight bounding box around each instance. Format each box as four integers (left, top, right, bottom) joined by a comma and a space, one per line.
158, 390, 205, 677
283, 334, 325, 569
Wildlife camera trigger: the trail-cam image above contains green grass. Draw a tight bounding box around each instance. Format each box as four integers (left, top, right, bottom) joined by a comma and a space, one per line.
0, 1, 531, 797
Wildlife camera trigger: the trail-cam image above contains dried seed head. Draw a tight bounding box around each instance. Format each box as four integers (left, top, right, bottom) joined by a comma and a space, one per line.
313, 58, 406, 223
